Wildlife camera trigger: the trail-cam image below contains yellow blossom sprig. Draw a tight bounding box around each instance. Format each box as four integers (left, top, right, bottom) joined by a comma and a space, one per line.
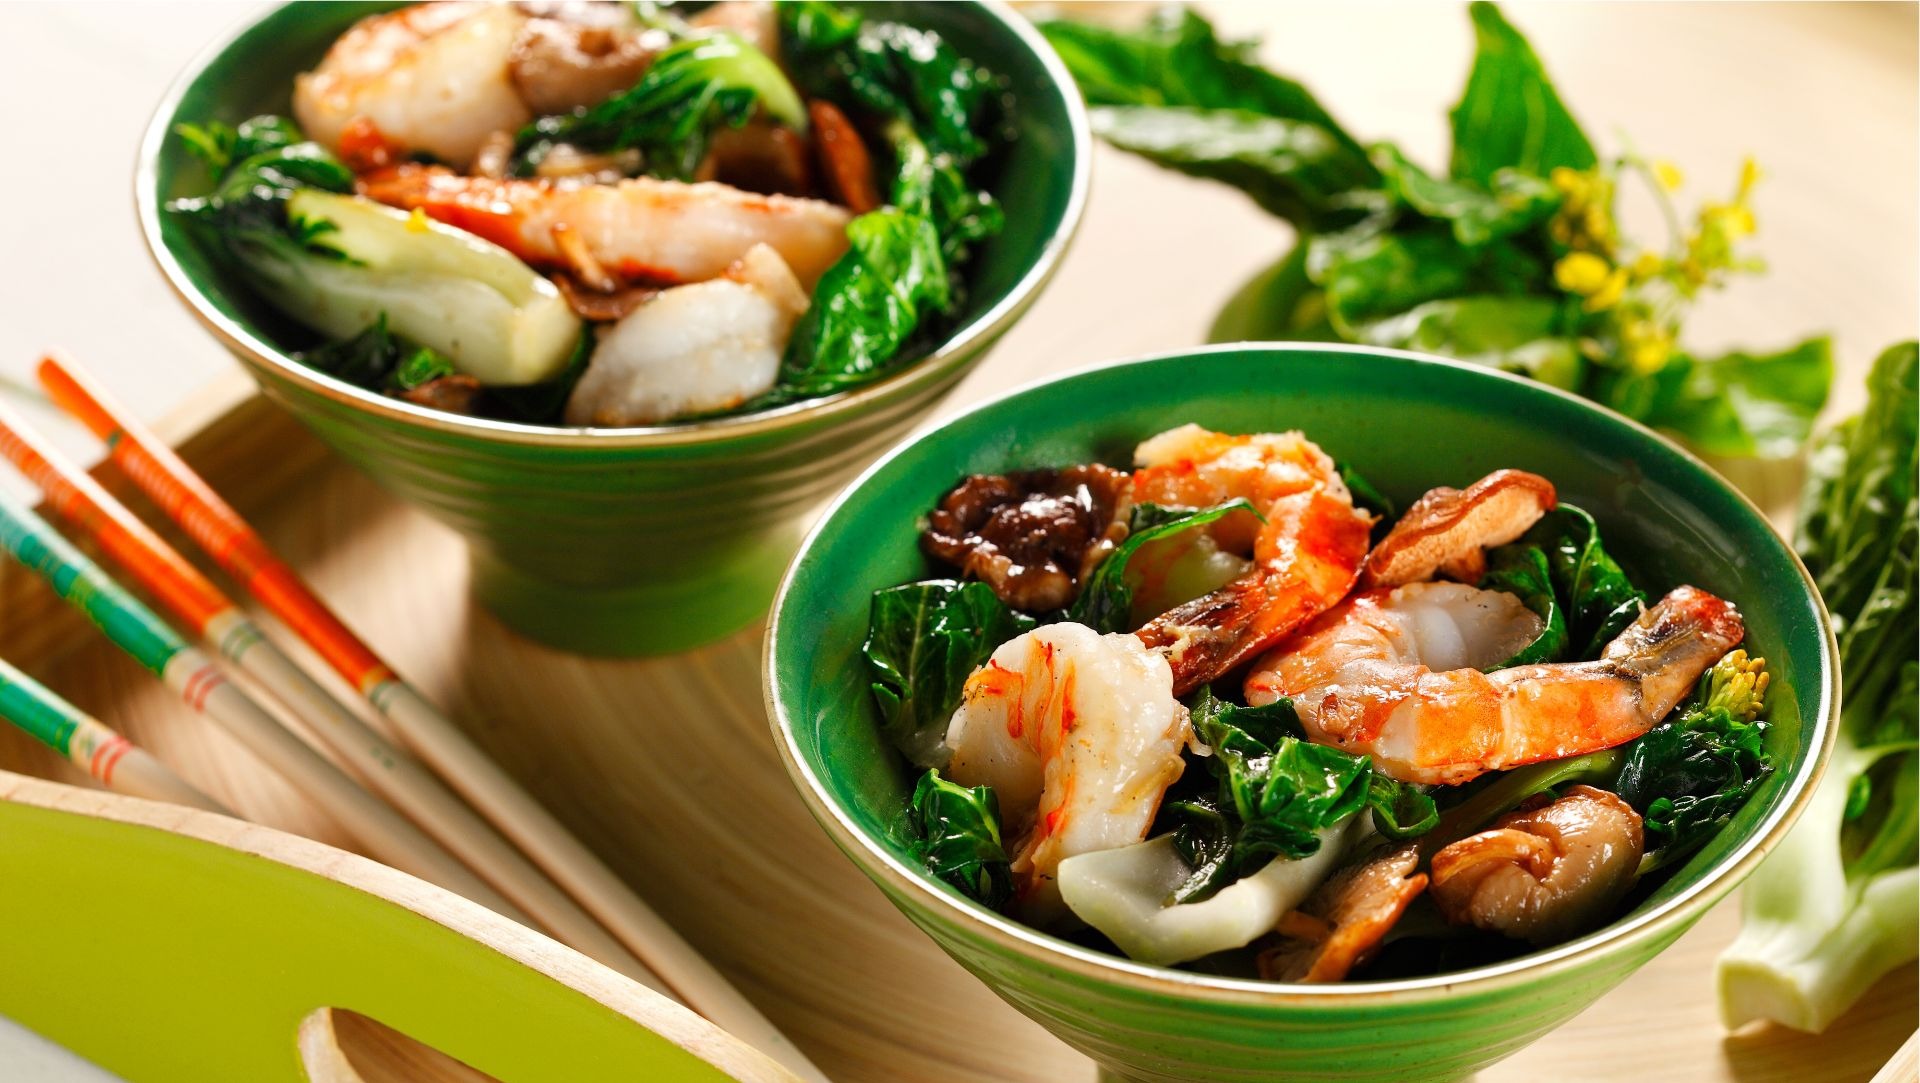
1545, 155, 1767, 375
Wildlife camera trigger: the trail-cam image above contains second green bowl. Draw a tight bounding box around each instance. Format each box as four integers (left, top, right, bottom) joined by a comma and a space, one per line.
766, 343, 1838, 1082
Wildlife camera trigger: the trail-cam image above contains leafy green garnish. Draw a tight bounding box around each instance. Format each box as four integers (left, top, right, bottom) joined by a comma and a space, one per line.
774, 0, 1004, 398
1040, 3, 1831, 460
1616, 650, 1773, 873
1164, 688, 1434, 903
906, 769, 1013, 907
1446, 2, 1597, 186
512, 29, 804, 180
1718, 341, 1917, 1031
864, 580, 1035, 768
1067, 499, 1256, 633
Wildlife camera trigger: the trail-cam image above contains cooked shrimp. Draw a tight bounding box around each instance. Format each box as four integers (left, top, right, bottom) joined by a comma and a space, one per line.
358, 165, 852, 289
1246, 584, 1745, 785
1361, 469, 1556, 587
944, 623, 1190, 922
1128, 426, 1375, 695
1429, 785, 1644, 943
294, 2, 533, 170
563, 243, 806, 425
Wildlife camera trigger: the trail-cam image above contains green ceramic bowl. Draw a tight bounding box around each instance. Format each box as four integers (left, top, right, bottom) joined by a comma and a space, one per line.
138, 1, 1088, 655
766, 345, 1838, 1082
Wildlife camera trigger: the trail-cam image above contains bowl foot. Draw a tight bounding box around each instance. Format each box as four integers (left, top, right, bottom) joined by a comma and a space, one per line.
468, 523, 800, 656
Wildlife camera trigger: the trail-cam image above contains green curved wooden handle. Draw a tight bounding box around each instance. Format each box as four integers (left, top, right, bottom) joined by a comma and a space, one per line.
0, 776, 789, 1083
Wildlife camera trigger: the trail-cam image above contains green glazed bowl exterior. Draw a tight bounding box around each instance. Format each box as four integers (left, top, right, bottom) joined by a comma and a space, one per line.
138, 1, 1089, 655
766, 345, 1839, 1082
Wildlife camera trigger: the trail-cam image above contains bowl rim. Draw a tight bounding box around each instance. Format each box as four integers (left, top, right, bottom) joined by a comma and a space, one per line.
764, 341, 1842, 1006
135, 0, 1092, 450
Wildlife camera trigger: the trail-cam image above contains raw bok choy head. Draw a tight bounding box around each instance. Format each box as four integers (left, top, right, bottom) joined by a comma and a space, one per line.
169, 118, 580, 388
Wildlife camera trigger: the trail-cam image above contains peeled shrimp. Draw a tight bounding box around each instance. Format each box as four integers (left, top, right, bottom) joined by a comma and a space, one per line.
294, 2, 533, 170
1128, 425, 1375, 695
944, 623, 1190, 922
1429, 785, 1645, 943
1246, 583, 1745, 785
563, 243, 806, 425
358, 165, 852, 289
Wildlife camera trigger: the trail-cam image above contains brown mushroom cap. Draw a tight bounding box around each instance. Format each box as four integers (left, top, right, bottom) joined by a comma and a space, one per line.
1429, 785, 1645, 944
1361, 469, 1557, 588
1258, 843, 1428, 983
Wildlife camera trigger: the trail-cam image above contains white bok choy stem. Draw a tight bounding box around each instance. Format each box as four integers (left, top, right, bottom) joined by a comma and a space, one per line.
1058, 816, 1360, 966
254, 190, 581, 386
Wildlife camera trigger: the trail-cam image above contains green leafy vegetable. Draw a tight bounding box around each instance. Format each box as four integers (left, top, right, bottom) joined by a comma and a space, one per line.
1477, 502, 1642, 664
778, 209, 951, 396
1165, 688, 1434, 903
1531, 504, 1647, 657
1617, 650, 1773, 874
1598, 337, 1836, 460
774, 0, 1005, 398
864, 580, 1035, 768
170, 116, 581, 391
512, 29, 805, 180
1068, 499, 1256, 633
300, 314, 456, 394
1446, 2, 1596, 186
1035, 8, 1368, 160
1041, 4, 1831, 461
1087, 106, 1376, 230
1478, 542, 1569, 668
1720, 341, 1919, 1032
906, 769, 1013, 907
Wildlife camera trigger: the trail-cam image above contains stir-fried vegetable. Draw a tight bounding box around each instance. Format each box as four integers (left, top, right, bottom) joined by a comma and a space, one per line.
1719, 342, 1919, 1031
1161, 689, 1435, 904
512, 28, 806, 179
774, 0, 1005, 398
1618, 651, 1772, 874
1037, 4, 1832, 459
172, 117, 581, 387
906, 769, 1014, 908
864, 579, 1035, 769
1068, 499, 1257, 633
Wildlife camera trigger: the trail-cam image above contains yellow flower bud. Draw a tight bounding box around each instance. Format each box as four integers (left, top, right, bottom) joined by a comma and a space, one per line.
1555, 251, 1611, 295
1654, 160, 1685, 191
1583, 267, 1629, 313
1630, 251, 1665, 279
405, 208, 431, 234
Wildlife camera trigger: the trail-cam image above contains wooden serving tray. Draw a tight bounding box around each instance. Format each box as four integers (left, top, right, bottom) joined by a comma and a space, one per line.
0, 372, 1910, 1081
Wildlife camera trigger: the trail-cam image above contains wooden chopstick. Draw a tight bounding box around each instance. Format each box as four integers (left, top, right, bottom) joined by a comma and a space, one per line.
0, 653, 226, 813
39, 355, 825, 1082
0, 483, 522, 918
0, 402, 668, 994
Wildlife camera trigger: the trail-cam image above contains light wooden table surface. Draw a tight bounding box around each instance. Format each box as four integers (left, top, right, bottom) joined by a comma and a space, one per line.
0, 2, 1914, 1080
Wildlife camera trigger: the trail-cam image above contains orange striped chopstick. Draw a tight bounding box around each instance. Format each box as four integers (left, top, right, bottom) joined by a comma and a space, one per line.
0, 397, 663, 989
38, 355, 822, 1081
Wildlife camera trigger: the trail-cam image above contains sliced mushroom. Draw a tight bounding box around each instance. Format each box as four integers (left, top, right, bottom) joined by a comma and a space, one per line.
508, 9, 664, 117
810, 99, 879, 212
1257, 843, 1428, 982
922, 466, 1133, 612
1429, 785, 1644, 944
1361, 469, 1556, 588
395, 374, 484, 415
